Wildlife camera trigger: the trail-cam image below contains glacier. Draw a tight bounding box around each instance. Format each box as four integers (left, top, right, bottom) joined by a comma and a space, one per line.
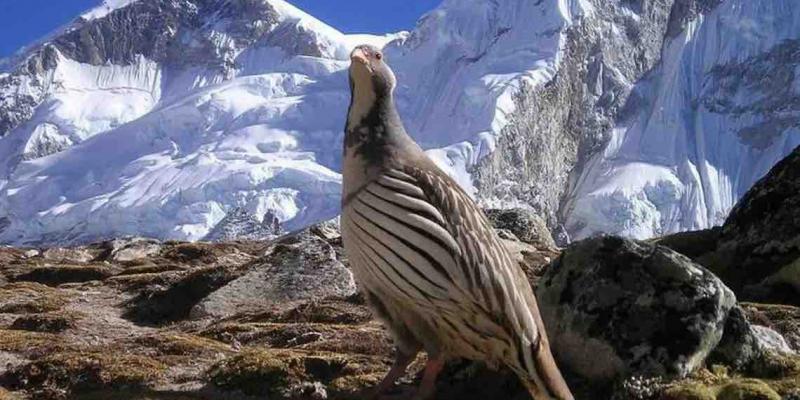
0, 0, 797, 245
562, 0, 800, 239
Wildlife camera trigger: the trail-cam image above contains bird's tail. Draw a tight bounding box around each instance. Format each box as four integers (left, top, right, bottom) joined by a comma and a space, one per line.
519, 336, 574, 400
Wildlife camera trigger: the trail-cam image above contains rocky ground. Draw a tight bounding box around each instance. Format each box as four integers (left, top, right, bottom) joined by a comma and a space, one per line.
0, 149, 798, 400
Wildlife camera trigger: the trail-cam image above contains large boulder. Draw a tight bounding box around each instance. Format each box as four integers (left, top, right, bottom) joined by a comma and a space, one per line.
103, 237, 163, 262
485, 208, 557, 249
191, 227, 356, 319
712, 145, 800, 305
536, 236, 736, 382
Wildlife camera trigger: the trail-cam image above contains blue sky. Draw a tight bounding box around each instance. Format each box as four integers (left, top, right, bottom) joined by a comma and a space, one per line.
0, 0, 440, 58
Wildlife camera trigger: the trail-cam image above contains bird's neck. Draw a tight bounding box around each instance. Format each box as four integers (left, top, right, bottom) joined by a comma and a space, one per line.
344, 94, 410, 160
342, 94, 418, 201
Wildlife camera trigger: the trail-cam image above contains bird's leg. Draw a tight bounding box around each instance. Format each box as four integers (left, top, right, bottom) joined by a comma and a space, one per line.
368, 348, 419, 399
414, 355, 445, 400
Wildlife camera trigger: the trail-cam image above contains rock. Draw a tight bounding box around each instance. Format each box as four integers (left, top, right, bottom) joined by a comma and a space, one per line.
192, 228, 356, 319
123, 263, 248, 324
309, 219, 341, 240
104, 237, 162, 262
711, 146, 800, 304
13, 265, 116, 285
22, 249, 39, 258
742, 303, 800, 352
485, 208, 557, 249
203, 207, 282, 242
653, 227, 722, 259
41, 247, 95, 263
708, 307, 762, 370
536, 236, 736, 382
751, 326, 794, 355
709, 305, 794, 372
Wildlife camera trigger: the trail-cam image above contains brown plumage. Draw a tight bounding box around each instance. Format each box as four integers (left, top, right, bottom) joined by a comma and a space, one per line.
341, 44, 573, 400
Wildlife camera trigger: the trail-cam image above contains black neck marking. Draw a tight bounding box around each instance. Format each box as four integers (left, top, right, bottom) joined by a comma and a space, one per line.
344, 91, 407, 166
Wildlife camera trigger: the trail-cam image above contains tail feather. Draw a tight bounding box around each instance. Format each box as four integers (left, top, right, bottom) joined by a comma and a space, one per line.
524, 338, 573, 400
516, 316, 573, 400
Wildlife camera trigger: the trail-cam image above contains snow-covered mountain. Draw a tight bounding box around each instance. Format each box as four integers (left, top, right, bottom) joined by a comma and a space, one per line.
0, 0, 797, 245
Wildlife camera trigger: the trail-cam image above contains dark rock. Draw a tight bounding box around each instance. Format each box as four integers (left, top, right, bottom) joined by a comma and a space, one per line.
708, 307, 761, 370
123, 263, 248, 325
712, 145, 800, 305
653, 227, 721, 259
10, 313, 77, 333
485, 208, 557, 249
537, 236, 736, 382
13, 265, 115, 286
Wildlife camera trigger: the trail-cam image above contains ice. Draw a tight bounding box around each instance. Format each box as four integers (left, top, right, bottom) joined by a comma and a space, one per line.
563, 0, 800, 239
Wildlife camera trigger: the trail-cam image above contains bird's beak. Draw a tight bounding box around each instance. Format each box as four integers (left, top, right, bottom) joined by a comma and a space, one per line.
351, 48, 370, 70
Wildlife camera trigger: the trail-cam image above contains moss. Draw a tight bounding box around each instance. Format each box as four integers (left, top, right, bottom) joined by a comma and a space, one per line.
208, 348, 384, 398
134, 333, 231, 357
107, 271, 183, 292
662, 353, 800, 400
268, 299, 373, 325
747, 352, 800, 395
207, 349, 292, 396
201, 321, 391, 356
5, 351, 166, 394
0, 329, 64, 354
9, 311, 80, 333
116, 263, 185, 276
662, 383, 717, 400
717, 380, 780, 400
0, 282, 67, 313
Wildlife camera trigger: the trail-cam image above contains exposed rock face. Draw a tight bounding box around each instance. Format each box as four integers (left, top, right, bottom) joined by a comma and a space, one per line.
475, 0, 705, 228
713, 145, 800, 305
192, 227, 356, 319
203, 207, 282, 242
537, 236, 736, 382
485, 208, 557, 249
562, 1, 800, 240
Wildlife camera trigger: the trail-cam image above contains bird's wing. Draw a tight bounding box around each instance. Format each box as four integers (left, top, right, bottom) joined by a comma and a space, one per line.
395, 165, 543, 344
346, 163, 542, 348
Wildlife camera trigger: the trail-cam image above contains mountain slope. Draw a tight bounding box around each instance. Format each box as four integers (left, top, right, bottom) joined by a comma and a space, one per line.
0, 0, 385, 244
0, 0, 797, 245
561, 0, 800, 239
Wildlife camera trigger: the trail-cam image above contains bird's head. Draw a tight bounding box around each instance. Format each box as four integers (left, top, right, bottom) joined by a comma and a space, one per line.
348, 44, 396, 102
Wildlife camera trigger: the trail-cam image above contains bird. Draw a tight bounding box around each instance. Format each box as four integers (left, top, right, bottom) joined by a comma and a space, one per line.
340, 44, 574, 400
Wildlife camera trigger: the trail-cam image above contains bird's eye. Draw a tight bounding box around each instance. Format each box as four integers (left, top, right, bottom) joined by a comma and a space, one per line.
375, 53, 383, 60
